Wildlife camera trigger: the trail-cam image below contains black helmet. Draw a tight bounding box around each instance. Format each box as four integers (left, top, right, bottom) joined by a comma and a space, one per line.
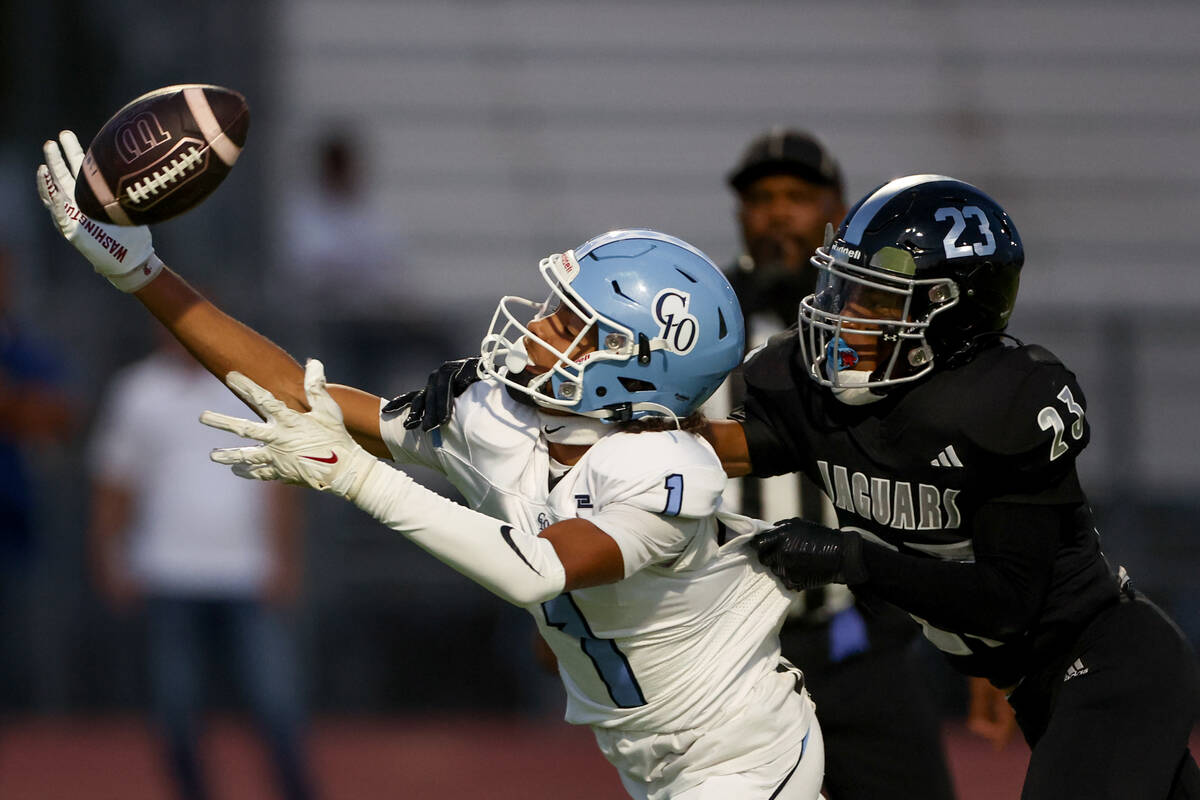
798, 174, 1023, 401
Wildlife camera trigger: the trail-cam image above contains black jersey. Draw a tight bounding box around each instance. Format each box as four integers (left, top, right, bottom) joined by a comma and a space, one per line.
737, 330, 1123, 686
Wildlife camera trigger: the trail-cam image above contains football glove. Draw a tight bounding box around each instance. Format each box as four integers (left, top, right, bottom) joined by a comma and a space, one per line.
385, 356, 482, 432
37, 131, 161, 292
751, 518, 868, 591
202, 359, 380, 500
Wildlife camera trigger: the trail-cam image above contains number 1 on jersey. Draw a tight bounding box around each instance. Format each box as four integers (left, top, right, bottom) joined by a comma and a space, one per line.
542, 593, 646, 708
664, 473, 684, 516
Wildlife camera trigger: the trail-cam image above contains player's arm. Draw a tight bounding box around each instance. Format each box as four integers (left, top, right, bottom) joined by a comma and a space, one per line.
201, 360, 626, 605
356, 488, 623, 600
714, 333, 813, 479
540, 519, 626, 590
37, 131, 388, 457
854, 501, 1061, 639
134, 270, 388, 456
700, 418, 753, 477
755, 500, 1062, 641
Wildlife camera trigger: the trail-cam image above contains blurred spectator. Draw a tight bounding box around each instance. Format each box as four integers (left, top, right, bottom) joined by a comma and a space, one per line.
719, 127, 958, 800
87, 331, 315, 800
276, 130, 406, 318
274, 129, 432, 393
0, 245, 74, 709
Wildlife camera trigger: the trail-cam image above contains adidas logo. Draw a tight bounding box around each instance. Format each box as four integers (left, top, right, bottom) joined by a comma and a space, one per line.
1064, 658, 1089, 682
930, 445, 963, 468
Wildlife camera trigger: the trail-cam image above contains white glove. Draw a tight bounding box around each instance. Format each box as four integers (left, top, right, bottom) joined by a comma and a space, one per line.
36, 130, 161, 292
202, 359, 380, 500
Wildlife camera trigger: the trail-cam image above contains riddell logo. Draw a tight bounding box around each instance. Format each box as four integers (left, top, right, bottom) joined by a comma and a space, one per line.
831, 244, 863, 262
116, 112, 172, 164
560, 252, 578, 276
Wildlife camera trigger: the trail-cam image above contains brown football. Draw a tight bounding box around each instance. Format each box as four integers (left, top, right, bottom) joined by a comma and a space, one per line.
74, 84, 250, 226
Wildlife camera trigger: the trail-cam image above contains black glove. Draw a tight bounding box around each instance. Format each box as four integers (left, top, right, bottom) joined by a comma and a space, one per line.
384, 357, 481, 432
750, 518, 868, 592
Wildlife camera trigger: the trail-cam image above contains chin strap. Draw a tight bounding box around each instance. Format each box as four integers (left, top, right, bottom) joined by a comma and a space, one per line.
559, 400, 683, 429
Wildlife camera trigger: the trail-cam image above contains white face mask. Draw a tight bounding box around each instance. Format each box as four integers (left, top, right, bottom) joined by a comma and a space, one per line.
828, 369, 887, 405
536, 410, 612, 445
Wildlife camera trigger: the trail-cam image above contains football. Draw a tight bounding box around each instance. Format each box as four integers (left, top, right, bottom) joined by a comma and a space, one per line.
74, 84, 250, 226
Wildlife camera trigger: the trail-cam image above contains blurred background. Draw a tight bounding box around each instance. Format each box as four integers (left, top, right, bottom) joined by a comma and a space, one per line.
1, 1, 1198, 798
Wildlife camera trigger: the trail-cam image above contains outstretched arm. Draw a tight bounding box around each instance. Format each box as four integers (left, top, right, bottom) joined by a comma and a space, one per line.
37, 131, 387, 456
134, 270, 387, 455
202, 360, 625, 605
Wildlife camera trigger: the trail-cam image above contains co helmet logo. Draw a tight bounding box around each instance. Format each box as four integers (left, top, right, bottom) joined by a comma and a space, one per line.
652, 289, 699, 354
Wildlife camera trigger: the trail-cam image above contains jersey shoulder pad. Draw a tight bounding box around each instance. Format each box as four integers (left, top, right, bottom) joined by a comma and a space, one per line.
584, 430, 726, 518
960, 343, 1090, 472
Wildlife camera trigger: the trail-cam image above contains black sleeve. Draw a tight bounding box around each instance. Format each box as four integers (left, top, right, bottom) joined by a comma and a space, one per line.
855, 501, 1063, 641
733, 401, 805, 479
732, 331, 812, 479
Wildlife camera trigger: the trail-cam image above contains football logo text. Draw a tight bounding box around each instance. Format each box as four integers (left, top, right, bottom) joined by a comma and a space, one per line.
117, 112, 172, 164
817, 459, 961, 531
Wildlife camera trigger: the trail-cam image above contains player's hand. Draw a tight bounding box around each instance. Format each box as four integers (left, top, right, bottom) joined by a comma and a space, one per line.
386, 356, 482, 431
36, 131, 161, 292
751, 518, 867, 591
202, 359, 380, 501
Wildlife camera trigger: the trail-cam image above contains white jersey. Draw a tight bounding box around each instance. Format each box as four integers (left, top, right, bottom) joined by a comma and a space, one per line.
379, 380, 816, 797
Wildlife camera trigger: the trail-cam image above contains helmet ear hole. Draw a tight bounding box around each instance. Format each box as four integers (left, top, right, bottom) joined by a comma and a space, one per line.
618, 376, 657, 393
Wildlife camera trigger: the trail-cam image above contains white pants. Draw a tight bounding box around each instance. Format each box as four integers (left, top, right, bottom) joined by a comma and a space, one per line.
669, 720, 825, 800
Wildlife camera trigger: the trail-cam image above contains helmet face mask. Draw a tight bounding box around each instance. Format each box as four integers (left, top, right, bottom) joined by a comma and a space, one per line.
483, 256, 611, 410
481, 229, 746, 422
801, 249, 959, 393
798, 175, 1023, 399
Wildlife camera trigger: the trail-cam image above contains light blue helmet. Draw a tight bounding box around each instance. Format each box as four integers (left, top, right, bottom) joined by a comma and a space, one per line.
480, 229, 745, 422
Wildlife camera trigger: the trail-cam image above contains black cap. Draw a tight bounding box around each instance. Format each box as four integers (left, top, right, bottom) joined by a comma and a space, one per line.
727, 127, 843, 196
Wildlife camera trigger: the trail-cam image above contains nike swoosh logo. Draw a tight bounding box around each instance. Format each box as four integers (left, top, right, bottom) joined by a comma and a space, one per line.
500, 525, 542, 575
301, 451, 339, 464
543, 425, 565, 434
